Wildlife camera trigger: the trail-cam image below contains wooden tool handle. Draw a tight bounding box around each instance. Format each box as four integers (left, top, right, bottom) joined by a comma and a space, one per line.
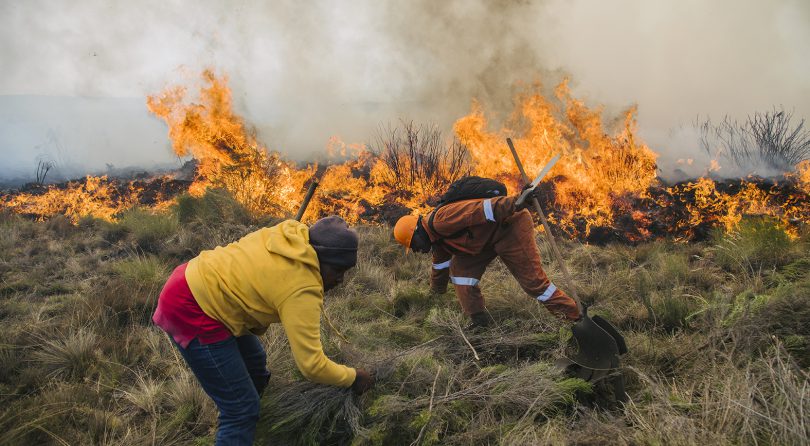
506, 138, 582, 313
295, 178, 319, 222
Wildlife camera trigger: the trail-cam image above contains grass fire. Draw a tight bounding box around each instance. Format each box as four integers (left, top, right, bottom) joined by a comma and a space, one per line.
1, 69, 808, 445
2, 2, 810, 444
3, 71, 808, 243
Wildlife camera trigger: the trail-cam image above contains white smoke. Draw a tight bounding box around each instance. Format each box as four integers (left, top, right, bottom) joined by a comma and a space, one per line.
1, 0, 808, 182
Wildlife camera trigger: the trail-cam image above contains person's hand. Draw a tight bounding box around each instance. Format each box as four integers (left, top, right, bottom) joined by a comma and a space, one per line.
351, 368, 376, 395
515, 185, 538, 210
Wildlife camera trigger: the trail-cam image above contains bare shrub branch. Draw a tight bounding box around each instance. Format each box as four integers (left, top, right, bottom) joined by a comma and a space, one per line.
373, 121, 472, 203
35, 160, 54, 185
698, 108, 810, 172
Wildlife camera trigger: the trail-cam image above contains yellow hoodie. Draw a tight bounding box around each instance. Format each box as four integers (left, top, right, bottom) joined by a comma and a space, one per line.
185, 220, 356, 387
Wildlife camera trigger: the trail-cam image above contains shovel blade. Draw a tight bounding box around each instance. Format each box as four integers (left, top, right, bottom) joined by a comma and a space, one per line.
592, 314, 628, 355
569, 307, 621, 370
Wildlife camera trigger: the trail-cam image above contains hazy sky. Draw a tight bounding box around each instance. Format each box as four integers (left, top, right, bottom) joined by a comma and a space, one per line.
1, 0, 808, 181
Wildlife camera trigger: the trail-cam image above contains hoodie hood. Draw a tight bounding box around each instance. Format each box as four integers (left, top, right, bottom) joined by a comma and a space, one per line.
266, 220, 321, 270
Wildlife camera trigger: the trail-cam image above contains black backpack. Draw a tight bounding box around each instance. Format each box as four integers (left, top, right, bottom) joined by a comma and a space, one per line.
427, 176, 507, 241
437, 176, 507, 205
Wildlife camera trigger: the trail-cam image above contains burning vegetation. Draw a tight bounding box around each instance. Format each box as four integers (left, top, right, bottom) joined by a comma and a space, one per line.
0, 175, 190, 223
1, 72, 809, 444
1, 71, 808, 242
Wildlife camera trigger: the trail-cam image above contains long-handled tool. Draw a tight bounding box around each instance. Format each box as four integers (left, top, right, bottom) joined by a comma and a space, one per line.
295, 177, 320, 222
506, 138, 627, 402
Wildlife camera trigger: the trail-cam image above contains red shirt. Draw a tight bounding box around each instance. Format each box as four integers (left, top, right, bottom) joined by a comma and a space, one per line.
152, 263, 231, 348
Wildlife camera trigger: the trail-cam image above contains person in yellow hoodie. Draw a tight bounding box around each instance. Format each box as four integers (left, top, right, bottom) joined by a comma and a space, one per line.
152, 215, 375, 445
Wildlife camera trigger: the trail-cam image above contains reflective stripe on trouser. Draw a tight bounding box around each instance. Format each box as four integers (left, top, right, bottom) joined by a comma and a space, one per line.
433, 260, 451, 270
492, 210, 580, 321
449, 251, 496, 315
536, 283, 557, 302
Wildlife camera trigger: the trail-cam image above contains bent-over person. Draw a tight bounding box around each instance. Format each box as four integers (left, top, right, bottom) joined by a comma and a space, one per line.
393, 195, 580, 328
153, 216, 375, 445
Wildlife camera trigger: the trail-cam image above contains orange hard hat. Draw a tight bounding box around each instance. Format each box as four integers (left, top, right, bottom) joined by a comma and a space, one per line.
393, 215, 419, 250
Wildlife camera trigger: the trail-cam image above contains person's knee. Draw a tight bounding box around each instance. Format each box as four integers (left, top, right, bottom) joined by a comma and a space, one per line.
219, 393, 261, 425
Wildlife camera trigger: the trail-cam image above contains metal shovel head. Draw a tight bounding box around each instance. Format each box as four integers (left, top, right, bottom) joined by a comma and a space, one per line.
568, 307, 620, 370
592, 314, 628, 355
515, 153, 560, 208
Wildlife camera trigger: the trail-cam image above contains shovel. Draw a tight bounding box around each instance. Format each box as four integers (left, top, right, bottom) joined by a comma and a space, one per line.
506, 138, 627, 401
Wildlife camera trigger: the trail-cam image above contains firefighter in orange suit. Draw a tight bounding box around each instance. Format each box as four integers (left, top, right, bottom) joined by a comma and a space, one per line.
393, 195, 580, 327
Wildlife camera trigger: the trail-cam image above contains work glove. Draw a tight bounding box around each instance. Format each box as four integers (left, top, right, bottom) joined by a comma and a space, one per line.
515, 184, 539, 211
351, 368, 376, 395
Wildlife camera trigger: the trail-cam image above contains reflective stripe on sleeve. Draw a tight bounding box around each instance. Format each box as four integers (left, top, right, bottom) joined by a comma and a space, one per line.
450, 276, 480, 286
432, 260, 451, 270
536, 283, 557, 302
483, 199, 495, 222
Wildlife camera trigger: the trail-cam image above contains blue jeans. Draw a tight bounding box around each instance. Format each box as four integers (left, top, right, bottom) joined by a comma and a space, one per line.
174, 335, 271, 446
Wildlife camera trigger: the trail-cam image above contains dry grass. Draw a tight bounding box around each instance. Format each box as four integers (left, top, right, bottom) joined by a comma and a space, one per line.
0, 194, 808, 445
30, 329, 99, 381
258, 384, 366, 445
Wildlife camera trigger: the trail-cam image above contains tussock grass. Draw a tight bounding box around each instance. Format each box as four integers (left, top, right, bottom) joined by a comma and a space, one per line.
110, 254, 169, 285
624, 344, 809, 445
165, 368, 217, 420
1, 197, 808, 445
31, 329, 99, 381
118, 371, 165, 415
713, 216, 798, 274
365, 360, 590, 445
175, 188, 252, 226
0, 211, 24, 245
117, 207, 179, 253
651, 289, 695, 332
259, 385, 366, 446
350, 263, 394, 295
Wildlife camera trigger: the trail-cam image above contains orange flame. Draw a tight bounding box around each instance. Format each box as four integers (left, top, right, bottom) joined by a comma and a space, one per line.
456, 80, 658, 235
1, 176, 133, 222
2, 70, 808, 241
796, 160, 810, 195
146, 69, 313, 216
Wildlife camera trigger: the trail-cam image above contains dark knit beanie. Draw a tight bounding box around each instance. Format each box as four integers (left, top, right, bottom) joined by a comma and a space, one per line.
308, 215, 358, 269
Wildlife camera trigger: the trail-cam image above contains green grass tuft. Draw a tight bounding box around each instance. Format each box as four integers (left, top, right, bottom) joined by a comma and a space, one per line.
111, 254, 169, 287
174, 189, 252, 226
118, 207, 179, 253
713, 216, 797, 273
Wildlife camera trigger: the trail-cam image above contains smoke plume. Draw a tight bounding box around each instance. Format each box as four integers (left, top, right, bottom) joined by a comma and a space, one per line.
1, 0, 808, 182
